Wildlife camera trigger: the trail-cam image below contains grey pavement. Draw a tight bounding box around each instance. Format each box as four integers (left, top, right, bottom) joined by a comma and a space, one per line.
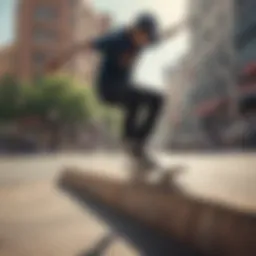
0, 152, 255, 256
0, 152, 255, 212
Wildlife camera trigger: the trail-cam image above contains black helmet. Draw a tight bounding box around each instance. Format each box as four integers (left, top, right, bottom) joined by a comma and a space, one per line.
134, 13, 159, 42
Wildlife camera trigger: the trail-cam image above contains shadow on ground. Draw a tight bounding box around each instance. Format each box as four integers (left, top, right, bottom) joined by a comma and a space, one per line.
62, 186, 202, 256
78, 233, 115, 256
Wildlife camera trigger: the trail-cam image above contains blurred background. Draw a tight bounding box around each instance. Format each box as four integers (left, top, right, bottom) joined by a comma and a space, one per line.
0, 1, 255, 256
0, 0, 255, 153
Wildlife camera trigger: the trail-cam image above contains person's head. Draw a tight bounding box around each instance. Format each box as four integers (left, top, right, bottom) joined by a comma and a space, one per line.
130, 13, 159, 47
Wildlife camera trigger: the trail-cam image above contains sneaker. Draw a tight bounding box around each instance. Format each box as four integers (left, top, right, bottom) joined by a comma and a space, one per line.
123, 140, 157, 171
137, 150, 157, 171
123, 140, 137, 158
130, 143, 157, 171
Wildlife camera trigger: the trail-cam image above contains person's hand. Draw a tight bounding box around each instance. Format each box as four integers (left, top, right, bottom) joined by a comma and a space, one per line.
175, 16, 192, 31
161, 17, 192, 41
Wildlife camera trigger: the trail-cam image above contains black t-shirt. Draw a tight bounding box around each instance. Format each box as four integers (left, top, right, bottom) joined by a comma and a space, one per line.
92, 29, 143, 94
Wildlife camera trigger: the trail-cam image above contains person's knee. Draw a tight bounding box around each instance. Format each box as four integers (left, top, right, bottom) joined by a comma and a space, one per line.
153, 94, 164, 110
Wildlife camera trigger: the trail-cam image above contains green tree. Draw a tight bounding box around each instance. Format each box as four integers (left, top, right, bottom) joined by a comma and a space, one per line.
0, 75, 24, 121
0, 74, 122, 136
21, 76, 91, 123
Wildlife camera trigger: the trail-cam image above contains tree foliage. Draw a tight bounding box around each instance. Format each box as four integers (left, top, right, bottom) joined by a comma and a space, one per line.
0, 75, 24, 121
0, 75, 121, 132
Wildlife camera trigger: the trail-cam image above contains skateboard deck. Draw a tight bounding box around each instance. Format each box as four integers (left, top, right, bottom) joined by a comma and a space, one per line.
129, 161, 185, 190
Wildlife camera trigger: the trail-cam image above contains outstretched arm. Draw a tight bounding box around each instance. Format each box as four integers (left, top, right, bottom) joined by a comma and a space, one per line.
45, 41, 93, 74
159, 19, 189, 42
45, 32, 116, 74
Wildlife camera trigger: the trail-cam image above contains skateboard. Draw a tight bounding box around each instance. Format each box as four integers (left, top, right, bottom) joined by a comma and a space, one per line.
129, 159, 185, 189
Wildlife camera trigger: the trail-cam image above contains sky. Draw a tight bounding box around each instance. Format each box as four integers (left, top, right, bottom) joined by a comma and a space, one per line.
92, 0, 189, 89
0, 0, 16, 45
0, 0, 189, 88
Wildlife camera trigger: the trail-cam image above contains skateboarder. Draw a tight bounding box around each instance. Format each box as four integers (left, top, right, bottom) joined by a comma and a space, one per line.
46, 13, 187, 169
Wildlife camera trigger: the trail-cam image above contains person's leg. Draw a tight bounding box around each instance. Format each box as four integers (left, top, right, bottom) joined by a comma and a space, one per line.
98, 85, 144, 150
135, 89, 164, 145
101, 85, 164, 164
122, 86, 164, 167
121, 88, 144, 158
97, 87, 137, 147
122, 94, 140, 143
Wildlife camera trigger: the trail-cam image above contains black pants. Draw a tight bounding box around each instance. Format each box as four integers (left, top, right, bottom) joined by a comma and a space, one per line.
100, 85, 164, 147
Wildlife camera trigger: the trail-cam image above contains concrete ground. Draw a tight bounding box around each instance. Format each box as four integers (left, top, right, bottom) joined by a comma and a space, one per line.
0, 152, 255, 255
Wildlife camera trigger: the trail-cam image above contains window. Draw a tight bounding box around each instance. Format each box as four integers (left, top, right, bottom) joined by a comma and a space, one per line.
34, 6, 57, 21
70, 12, 76, 27
216, 44, 231, 67
32, 52, 47, 78
218, 11, 227, 26
33, 52, 46, 69
69, 0, 76, 6
202, 0, 213, 11
202, 22, 217, 43
33, 29, 56, 43
213, 76, 229, 97
203, 28, 213, 42
69, 0, 76, 26
191, 16, 200, 30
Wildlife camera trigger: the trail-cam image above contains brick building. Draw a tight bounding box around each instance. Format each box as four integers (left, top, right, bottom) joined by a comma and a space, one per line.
14, 0, 110, 82
0, 45, 14, 78
175, 0, 237, 148
70, 1, 111, 83
188, 0, 236, 113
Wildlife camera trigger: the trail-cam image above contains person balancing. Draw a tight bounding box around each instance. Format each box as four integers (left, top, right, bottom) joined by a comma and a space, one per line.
46, 13, 189, 170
